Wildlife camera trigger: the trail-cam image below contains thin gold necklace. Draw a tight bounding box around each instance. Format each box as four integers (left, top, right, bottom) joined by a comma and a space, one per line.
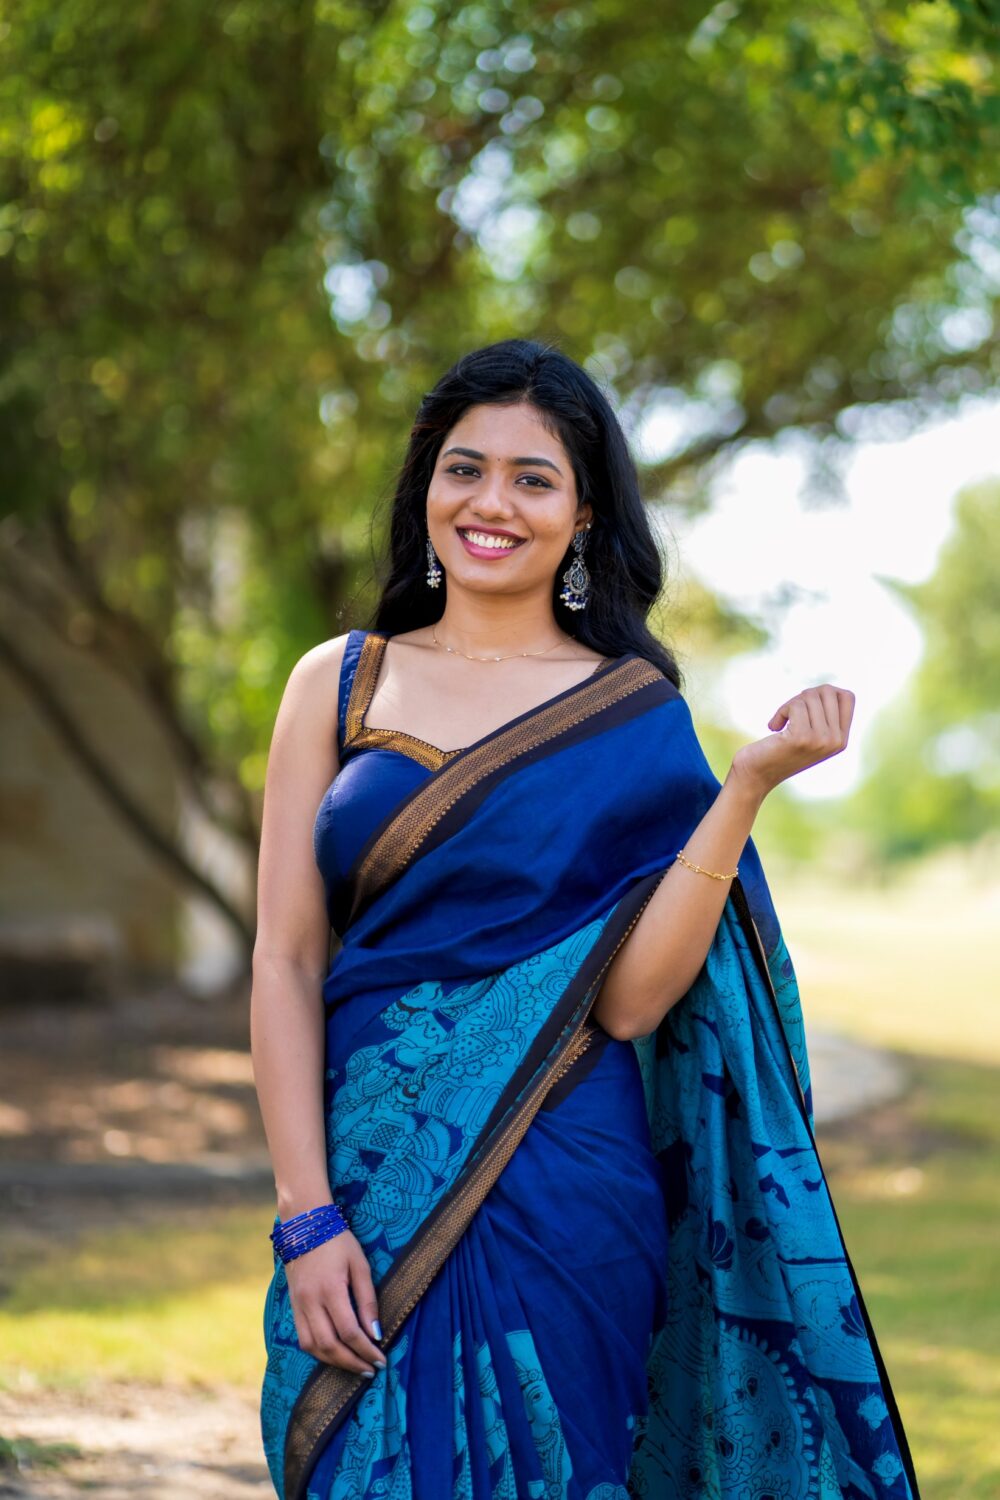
431, 623, 570, 663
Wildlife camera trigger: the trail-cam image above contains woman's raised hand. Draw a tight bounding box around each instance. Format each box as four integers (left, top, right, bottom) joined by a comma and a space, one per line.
729, 684, 856, 799
286, 1230, 387, 1377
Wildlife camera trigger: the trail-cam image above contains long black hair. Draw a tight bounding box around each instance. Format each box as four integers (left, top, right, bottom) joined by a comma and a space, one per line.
367, 337, 682, 688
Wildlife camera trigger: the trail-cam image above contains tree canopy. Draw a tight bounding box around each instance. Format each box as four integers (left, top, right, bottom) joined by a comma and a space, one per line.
2, 0, 997, 944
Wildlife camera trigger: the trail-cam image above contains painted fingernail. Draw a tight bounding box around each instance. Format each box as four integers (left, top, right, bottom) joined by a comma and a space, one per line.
371, 1319, 383, 1340
361, 1369, 375, 1378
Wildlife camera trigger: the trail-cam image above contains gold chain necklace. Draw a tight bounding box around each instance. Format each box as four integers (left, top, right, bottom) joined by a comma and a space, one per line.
431, 623, 571, 663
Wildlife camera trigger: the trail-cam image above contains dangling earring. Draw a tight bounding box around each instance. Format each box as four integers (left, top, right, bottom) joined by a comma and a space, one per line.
426, 535, 443, 589
559, 522, 592, 611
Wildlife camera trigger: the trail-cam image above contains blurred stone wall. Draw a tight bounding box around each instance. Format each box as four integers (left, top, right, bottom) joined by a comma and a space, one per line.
1, 611, 182, 995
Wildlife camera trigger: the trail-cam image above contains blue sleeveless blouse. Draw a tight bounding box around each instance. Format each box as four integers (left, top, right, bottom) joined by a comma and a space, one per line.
314, 632, 412, 926
312, 629, 465, 934
312, 628, 611, 934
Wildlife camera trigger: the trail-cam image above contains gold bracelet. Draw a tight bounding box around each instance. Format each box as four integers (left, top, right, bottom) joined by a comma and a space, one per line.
675, 848, 739, 881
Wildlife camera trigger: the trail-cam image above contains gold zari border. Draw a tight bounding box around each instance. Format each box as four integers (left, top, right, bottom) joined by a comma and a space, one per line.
348, 725, 459, 772
738, 887, 809, 1117
344, 633, 463, 770
343, 630, 380, 744
349, 651, 664, 920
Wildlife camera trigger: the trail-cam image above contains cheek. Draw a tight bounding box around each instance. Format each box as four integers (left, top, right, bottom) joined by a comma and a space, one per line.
530, 509, 574, 544
425, 485, 574, 543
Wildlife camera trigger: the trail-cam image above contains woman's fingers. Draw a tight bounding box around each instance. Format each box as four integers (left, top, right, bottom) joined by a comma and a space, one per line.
816, 684, 847, 747
328, 1276, 387, 1370
290, 1278, 380, 1374
769, 695, 811, 733
771, 694, 812, 738
739, 683, 856, 795
292, 1301, 354, 1370
807, 685, 853, 751
834, 685, 856, 738
349, 1252, 384, 1350
305, 1296, 376, 1375
285, 1236, 385, 1374
800, 686, 838, 749
800, 691, 820, 736
771, 686, 853, 753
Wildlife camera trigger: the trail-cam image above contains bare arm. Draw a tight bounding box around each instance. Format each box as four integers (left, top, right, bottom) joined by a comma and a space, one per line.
592, 683, 855, 1042
590, 768, 765, 1039
251, 633, 385, 1375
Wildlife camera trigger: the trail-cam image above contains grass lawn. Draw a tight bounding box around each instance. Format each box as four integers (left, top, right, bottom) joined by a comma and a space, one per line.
819, 1054, 1000, 1499
779, 855, 1000, 1497
771, 853, 1000, 1064
0, 1201, 276, 1392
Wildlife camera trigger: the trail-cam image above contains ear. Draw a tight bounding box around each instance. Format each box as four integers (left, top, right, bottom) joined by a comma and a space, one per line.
574, 502, 594, 530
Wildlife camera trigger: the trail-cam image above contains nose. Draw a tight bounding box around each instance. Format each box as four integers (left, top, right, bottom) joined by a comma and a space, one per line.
470, 468, 517, 518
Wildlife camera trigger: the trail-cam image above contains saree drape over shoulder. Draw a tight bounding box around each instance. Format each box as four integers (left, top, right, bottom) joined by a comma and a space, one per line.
261, 629, 919, 1500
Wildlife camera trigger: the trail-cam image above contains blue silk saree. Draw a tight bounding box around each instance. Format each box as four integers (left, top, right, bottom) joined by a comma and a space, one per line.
260, 628, 920, 1500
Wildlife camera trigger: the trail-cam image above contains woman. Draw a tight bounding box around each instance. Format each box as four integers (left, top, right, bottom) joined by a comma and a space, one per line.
254, 339, 919, 1500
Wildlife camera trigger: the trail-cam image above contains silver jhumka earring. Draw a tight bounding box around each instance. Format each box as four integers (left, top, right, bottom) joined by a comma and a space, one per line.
559, 522, 592, 611
426, 536, 443, 589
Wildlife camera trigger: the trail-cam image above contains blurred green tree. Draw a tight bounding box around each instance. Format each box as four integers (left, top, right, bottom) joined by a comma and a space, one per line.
845, 478, 1000, 859
1, 0, 997, 940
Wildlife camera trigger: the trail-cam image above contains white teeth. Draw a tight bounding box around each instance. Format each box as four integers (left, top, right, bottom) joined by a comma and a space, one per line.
460, 529, 520, 550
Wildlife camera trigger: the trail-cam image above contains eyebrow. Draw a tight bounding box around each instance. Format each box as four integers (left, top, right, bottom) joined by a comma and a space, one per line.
442, 445, 563, 477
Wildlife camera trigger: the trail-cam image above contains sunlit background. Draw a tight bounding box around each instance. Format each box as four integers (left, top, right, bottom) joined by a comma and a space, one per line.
649, 392, 999, 797
1, 3, 998, 1496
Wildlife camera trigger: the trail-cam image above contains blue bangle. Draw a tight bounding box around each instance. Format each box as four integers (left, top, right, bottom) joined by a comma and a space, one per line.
270, 1202, 350, 1264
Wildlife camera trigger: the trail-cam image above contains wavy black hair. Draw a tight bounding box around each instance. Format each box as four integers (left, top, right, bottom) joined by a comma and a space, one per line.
367, 337, 682, 688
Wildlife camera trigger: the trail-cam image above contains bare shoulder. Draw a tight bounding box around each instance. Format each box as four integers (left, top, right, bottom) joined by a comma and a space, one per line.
270, 630, 353, 750
288, 631, 353, 688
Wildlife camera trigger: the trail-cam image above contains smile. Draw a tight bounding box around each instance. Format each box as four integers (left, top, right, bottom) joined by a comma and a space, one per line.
456, 527, 527, 557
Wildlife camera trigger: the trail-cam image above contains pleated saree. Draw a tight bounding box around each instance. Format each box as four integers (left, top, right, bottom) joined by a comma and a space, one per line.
260, 629, 920, 1500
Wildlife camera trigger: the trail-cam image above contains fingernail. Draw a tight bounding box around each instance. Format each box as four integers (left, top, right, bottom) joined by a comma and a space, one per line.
361, 1369, 375, 1378
371, 1319, 383, 1340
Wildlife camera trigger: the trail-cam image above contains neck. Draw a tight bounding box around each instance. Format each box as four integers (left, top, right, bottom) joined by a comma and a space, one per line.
432, 597, 573, 657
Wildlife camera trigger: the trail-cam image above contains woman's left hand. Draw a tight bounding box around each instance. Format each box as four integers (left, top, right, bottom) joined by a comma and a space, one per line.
728, 684, 856, 800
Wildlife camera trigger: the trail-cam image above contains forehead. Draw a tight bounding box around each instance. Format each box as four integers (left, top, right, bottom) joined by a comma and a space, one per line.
444, 401, 565, 458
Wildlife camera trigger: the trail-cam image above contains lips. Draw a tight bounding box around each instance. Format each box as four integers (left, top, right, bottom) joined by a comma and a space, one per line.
456, 526, 527, 557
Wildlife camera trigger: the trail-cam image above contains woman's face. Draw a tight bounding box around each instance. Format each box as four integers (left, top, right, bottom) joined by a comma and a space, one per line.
425, 401, 592, 600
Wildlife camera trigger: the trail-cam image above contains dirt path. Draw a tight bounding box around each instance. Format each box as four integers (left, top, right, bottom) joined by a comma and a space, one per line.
808, 1028, 905, 1124
0, 978, 276, 1496
0, 1382, 270, 1496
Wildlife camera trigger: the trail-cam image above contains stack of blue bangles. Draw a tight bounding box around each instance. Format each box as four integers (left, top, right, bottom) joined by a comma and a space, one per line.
270, 1201, 351, 1265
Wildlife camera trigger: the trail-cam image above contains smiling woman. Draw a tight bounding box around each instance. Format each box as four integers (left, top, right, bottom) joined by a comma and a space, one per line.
252, 338, 920, 1500
425, 403, 594, 609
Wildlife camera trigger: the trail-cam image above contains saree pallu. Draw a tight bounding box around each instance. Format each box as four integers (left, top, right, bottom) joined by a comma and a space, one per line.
261, 641, 920, 1500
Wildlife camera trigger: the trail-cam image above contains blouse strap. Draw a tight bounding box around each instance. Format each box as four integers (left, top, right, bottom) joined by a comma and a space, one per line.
340, 630, 387, 752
